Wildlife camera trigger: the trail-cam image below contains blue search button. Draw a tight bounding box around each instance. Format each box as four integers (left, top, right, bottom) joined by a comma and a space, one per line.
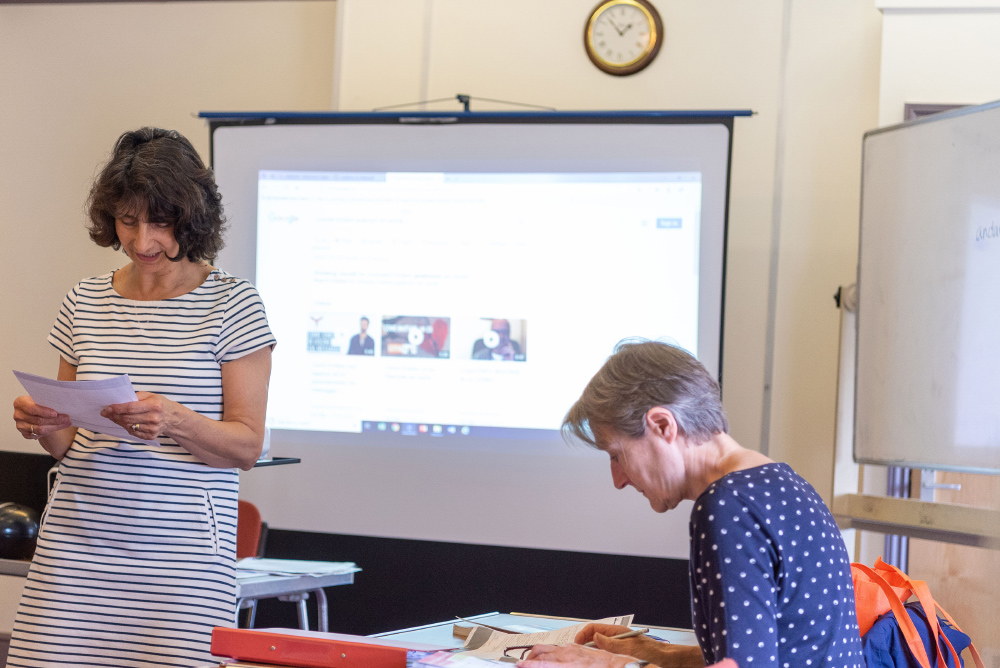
656, 218, 682, 229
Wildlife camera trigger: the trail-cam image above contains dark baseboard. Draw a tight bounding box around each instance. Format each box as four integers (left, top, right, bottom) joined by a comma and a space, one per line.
252, 529, 692, 635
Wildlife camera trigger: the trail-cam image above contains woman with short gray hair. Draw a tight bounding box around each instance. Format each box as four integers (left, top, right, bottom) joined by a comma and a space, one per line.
563, 340, 729, 447
521, 341, 863, 668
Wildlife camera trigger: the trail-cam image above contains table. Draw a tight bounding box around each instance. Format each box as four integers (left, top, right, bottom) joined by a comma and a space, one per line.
236, 570, 355, 632
3, 559, 354, 634
0, 559, 30, 639
372, 612, 698, 648
251, 456, 301, 468
197, 613, 697, 668
0, 559, 30, 577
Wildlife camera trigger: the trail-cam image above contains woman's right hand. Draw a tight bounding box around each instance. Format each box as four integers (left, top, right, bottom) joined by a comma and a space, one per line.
574, 625, 634, 646
574, 625, 697, 668
13, 395, 71, 440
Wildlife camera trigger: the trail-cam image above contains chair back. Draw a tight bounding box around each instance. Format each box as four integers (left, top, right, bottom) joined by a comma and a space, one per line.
237, 500, 264, 559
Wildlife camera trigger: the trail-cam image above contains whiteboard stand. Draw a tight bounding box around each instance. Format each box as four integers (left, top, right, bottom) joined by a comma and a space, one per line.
918, 469, 962, 502
830, 284, 862, 561
831, 284, 1000, 553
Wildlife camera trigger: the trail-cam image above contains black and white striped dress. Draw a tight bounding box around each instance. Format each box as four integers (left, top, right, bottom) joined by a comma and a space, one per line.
8, 269, 276, 668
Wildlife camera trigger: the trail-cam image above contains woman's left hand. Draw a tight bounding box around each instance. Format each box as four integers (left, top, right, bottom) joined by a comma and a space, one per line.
518, 644, 635, 668
101, 392, 175, 441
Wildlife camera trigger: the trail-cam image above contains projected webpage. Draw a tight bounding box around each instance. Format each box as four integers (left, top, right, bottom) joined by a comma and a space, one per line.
256, 171, 702, 439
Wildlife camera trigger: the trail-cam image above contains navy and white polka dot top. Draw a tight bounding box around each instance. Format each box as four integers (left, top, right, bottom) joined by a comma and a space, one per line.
689, 463, 864, 668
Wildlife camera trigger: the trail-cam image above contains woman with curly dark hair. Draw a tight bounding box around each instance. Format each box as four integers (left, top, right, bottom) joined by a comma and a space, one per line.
10, 127, 275, 668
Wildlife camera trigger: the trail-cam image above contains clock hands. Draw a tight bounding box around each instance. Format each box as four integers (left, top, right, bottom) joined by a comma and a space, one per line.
604, 15, 637, 37
605, 16, 626, 36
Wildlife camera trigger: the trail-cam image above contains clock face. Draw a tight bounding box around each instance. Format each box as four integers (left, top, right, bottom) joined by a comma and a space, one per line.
585, 0, 662, 76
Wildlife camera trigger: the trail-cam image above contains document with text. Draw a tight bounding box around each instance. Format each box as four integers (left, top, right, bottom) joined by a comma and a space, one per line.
462, 615, 634, 659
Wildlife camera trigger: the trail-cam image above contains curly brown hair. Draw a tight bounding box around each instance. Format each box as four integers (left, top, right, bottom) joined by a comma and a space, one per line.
87, 127, 226, 262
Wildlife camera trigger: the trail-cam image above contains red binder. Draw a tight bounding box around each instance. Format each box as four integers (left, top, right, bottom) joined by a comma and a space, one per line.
211, 627, 431, 668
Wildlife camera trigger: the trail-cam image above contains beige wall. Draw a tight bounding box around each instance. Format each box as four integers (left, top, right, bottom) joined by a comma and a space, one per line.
768, 3, 882, 491
336, 0, 883, 501
879, 5, 1000, 126
0, 1, 337, 457
1, 0, 885, 502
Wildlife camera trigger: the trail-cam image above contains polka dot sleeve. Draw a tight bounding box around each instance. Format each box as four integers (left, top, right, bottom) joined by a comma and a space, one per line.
691, 483, 781, 668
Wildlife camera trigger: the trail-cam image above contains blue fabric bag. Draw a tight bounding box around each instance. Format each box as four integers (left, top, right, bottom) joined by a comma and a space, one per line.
862, 601, 972, 668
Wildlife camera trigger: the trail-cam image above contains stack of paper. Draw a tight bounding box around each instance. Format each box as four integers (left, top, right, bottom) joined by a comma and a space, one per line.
460, 616, 634, 660
413, 651, 510, 668
236, 558, 360, 577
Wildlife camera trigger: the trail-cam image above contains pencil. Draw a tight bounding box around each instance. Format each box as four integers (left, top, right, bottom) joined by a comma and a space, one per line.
583, 627, 650, 648
454, 616, 518, 635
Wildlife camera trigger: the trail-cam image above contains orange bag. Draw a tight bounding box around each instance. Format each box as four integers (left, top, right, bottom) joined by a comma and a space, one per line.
851, 558, 984, 668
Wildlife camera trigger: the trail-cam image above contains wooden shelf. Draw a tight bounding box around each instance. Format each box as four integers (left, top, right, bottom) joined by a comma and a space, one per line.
833, 494, 1000, 550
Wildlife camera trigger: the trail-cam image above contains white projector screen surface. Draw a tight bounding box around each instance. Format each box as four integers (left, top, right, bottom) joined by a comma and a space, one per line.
856, 102, 1000, 474
212, 118, 733, 558
257, 171, 702, 437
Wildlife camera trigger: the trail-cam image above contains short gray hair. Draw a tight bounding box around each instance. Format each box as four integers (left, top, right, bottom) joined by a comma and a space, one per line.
563, 340, 728, 447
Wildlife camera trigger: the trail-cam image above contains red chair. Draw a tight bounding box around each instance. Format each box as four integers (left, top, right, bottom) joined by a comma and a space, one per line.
237, 500, 266, 559
236, 500, 267, 627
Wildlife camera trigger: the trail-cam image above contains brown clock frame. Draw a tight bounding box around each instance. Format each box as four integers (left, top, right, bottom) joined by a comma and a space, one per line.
584, 0, 663, 77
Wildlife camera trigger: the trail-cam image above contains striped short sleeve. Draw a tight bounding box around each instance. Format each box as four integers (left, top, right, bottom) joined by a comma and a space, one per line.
215, 279, 276, 363
47, 286, 79, 365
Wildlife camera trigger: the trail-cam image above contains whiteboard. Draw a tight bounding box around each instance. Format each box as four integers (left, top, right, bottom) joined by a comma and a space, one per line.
855, 101, 1000, 474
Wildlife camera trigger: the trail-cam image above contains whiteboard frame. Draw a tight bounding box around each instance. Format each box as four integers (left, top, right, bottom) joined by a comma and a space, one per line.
854, 99, 1000, 475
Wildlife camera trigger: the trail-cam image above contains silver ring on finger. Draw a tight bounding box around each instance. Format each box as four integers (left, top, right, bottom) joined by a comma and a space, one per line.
30, 424, 36, 438
132, 423, 140, 433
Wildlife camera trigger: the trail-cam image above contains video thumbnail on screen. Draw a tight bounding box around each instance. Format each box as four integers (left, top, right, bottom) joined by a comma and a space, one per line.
470, 318, 526, 362
306, 313, 378, 356
381, 316, 451, 358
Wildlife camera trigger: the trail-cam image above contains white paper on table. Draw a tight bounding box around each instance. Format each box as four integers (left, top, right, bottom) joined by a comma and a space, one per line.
462, 615, 634, 659
416, 651, 510, 668
14, 370, 159, 445
236, 557, 360, 576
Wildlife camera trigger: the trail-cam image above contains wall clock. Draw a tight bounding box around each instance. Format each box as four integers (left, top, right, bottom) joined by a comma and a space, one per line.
584, 0, 663, 76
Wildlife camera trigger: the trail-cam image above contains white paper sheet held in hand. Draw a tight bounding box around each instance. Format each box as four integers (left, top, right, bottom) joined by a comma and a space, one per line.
14, 370, 159, 445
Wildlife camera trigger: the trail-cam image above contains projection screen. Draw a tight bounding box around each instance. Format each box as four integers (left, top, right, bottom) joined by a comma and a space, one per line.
206, 111, 742, 559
